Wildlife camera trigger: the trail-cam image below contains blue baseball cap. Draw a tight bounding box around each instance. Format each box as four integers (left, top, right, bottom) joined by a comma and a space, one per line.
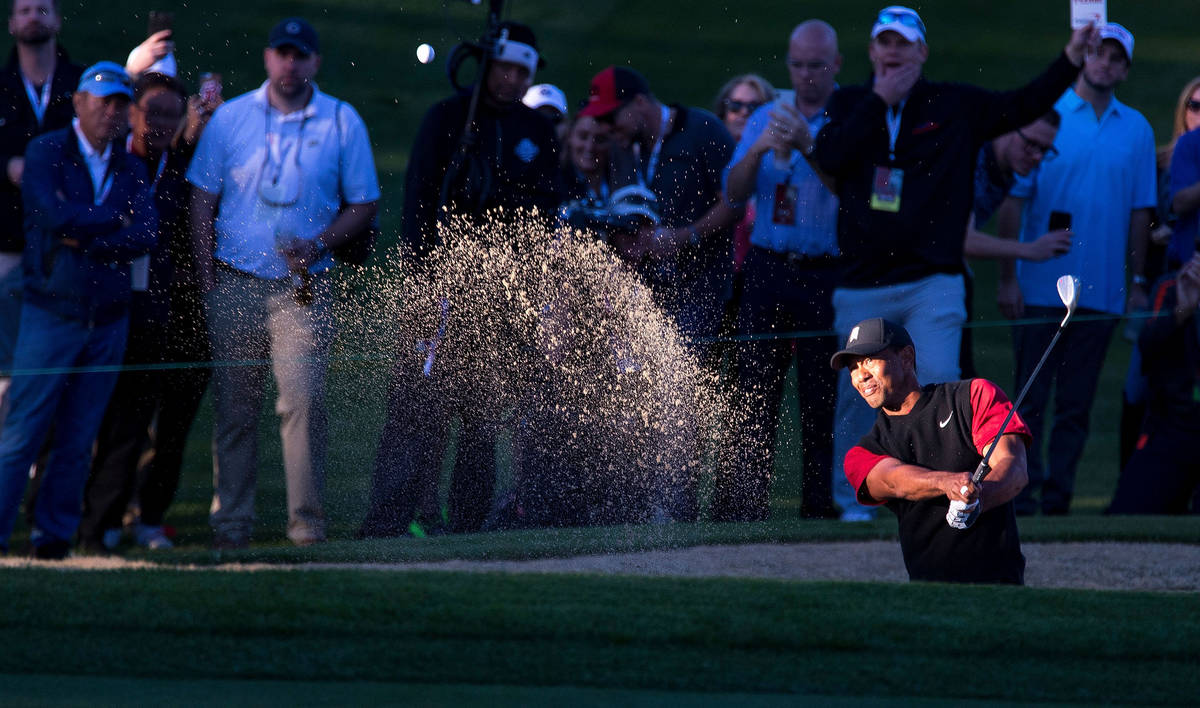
77, 61, 133, 99
269, 17, 319, 54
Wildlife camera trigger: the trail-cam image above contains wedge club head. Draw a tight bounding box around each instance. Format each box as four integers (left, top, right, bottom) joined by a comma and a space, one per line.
1056, 274, 1079, 327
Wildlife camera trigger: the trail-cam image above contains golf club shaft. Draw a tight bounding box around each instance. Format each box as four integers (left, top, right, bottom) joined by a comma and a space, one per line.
972, 324, 1066, 485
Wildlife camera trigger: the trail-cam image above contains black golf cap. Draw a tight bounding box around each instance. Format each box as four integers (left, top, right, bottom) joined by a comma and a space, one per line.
829, 318, 913, 370
269, 17, 319, 54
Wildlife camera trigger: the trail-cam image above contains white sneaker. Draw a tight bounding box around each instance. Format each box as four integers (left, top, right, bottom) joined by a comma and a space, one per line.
134, 524, 174, 550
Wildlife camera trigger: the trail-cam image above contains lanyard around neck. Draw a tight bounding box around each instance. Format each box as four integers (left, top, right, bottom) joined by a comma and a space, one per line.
885, 100, 905, 160
643, 104, 671, 186
126, 133, 168, 194
264, 104, 308, 180
21, 71, 52, 127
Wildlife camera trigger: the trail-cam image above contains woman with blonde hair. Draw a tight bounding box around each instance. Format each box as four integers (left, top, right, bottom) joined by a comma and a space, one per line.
713, 74, 777, 143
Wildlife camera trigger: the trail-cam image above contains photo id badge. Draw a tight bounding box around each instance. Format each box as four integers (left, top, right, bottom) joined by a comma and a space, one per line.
773, 183, 798, 225
1070, 0, 1106, 29
869, 166, 903, 212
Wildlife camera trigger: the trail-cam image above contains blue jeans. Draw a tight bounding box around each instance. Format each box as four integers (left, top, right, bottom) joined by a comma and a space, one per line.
831, 274, 966, 516
0, 303, 127, 549
0, 256, 24, 428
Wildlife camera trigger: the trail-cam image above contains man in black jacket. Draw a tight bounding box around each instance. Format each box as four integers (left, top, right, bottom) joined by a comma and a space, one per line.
401, 21, 561, 257
812, 6, 1092, 521
362, 21, 562, 537
0, 0, 81, 424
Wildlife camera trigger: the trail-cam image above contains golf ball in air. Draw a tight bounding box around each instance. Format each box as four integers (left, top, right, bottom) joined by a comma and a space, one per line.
416, 43, 435, 64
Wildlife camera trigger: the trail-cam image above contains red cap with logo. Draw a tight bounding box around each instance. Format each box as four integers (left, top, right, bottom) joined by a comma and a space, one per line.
579, 66, 651, 118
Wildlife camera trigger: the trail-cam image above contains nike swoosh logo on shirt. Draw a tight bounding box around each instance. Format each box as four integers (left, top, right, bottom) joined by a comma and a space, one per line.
939, 412, 953, 428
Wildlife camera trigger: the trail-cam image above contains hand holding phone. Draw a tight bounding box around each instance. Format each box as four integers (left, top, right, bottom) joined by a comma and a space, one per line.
147, 10, 174, 37
1048, 210, 1072, 232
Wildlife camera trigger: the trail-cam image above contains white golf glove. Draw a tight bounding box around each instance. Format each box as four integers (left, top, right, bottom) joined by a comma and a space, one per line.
946, 499, 980, 530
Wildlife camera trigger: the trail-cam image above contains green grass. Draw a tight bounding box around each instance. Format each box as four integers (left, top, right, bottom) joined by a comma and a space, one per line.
1, 569, 1197, 705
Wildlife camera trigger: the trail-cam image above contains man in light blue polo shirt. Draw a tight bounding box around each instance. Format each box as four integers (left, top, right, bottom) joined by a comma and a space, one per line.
997, 22, 1155, 516
714, 20, 841, 522
187, 18, 379, 548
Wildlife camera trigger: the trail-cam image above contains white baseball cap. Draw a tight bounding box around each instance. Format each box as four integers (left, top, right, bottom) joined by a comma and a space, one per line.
522, 83, 567, 117
1098, 22, 1134, 61
870, 6, 926, 44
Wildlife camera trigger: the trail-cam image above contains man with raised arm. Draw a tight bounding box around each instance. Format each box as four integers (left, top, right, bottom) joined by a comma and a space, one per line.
812, 6, 1092, 521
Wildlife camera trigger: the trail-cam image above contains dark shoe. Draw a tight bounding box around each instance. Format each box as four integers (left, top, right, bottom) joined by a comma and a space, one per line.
76, 537, 114, 557
211, 533, 249, 551
31, 539, 71, 560
800, 504, 839, 520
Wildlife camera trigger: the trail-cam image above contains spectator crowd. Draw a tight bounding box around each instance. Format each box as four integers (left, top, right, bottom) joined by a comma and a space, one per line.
0, 1, 1197, 560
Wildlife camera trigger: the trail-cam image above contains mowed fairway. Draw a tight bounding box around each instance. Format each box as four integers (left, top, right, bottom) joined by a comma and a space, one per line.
2, 566, 1199, 705
3, 0, 1199, 703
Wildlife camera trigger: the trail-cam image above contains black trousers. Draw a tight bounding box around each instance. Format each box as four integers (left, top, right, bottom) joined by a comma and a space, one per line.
711, 248, 838, 522
1011, 306, 1116, 515
1108, 422, 1200, 514
78, 283, 211, 542
359, 363, 498, 537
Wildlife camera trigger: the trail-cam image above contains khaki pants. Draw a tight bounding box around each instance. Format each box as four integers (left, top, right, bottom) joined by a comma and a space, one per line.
205, 265, 335, 544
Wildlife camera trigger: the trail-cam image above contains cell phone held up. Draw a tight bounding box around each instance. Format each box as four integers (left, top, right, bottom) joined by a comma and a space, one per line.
147, 10, 174, 37
1048, 210, 1072, 233
199, 72, 223, 106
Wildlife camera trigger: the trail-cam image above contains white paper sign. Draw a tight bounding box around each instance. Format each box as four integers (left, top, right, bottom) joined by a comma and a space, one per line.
1071, 0, 1106, 29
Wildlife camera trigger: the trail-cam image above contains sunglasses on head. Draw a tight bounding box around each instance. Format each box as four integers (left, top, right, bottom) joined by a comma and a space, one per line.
723, 99, 762, 115
876, 10, 926, 37
1186, 99, 1200, 113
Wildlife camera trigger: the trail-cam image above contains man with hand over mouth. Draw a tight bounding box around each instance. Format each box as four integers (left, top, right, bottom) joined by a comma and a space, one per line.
812, 6, 1093, 521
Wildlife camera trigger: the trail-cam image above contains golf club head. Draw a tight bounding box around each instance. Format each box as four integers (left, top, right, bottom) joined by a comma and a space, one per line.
1056, 274, 1080, 327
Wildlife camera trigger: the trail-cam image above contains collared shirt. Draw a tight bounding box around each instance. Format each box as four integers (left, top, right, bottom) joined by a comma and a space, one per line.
1011, 88, 1156, 315
1169, 127, 1200, 266
71, 117, 112, 204
186, 81, 380, 279
723, 98, 838, 257
973, 141, 1013, 227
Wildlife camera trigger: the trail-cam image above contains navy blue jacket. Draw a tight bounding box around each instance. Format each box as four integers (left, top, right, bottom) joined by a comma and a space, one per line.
21, 127, 158, 324
0, 46, 83, 253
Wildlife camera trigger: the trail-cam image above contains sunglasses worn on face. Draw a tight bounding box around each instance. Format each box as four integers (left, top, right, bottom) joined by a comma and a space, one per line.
1186, 99, 1200, 113
1016, 127, 1058, 159
724, 99, 762, 115
876, 10, 926, 37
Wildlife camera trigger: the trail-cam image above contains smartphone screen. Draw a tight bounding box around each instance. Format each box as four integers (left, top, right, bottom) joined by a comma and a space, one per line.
1049, 211, 1072, 232
147, 11, 174, 36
